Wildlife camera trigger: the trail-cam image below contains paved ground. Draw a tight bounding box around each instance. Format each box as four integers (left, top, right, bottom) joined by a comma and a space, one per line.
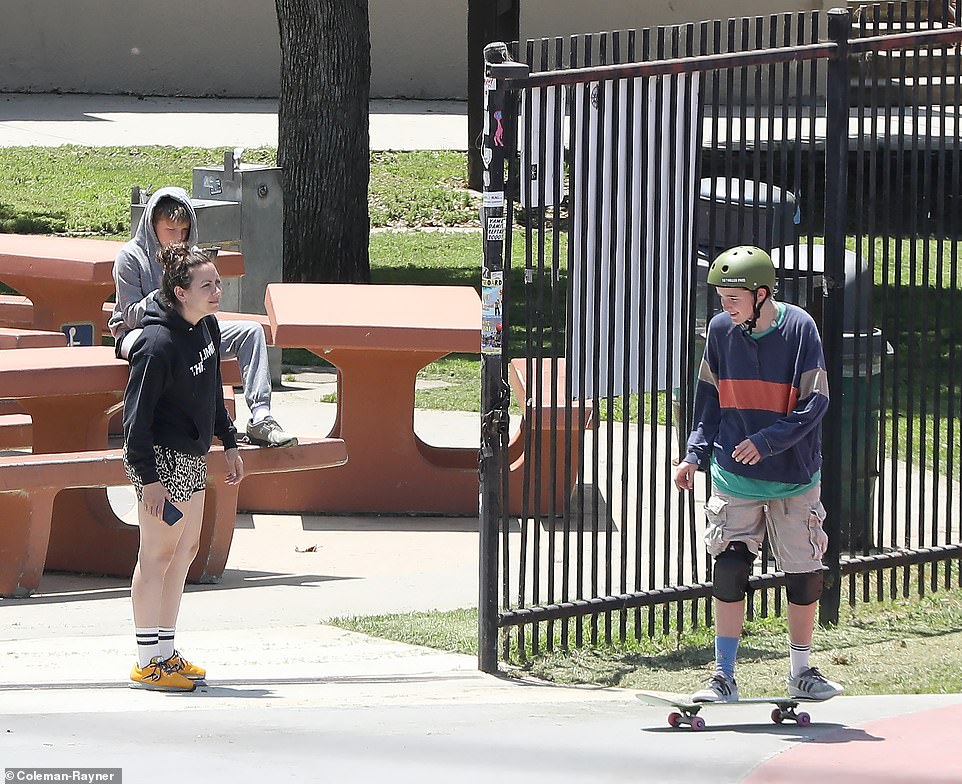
3, 381, 960, 783
1, 94, 960, 783
0, 94, 468, 150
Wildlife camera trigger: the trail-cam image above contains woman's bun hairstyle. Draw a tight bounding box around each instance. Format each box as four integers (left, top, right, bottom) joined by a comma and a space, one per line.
158, 243, 213, 307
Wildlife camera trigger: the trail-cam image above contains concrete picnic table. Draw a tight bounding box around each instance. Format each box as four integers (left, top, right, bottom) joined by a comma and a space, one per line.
239, 283, 482, 515
0, 234, 244, 342
0, 345, 135, 579
0, 345, 253, 593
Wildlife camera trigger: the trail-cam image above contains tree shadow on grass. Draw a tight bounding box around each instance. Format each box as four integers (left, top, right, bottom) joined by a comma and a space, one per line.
0, 202, 68, 235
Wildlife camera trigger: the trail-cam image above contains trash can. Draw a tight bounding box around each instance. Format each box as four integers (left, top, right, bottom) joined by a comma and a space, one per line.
839, 328, 889, 552
697, 177, 799, 256
770, 243, 826, 328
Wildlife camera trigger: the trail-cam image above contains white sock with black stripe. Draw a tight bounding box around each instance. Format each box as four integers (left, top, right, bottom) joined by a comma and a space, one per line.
159, 626, 176, 660
136, 627, 160, 668
789, 639, 811, 678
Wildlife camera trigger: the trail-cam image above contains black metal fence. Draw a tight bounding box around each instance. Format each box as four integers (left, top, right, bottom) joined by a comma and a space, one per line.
478, 2, 962, 671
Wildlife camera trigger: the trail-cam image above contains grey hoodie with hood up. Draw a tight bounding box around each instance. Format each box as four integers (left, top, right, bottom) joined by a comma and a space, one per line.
108, 187, 198, 339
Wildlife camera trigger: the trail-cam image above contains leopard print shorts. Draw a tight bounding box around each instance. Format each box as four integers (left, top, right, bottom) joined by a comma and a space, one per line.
123, 444, 207, 503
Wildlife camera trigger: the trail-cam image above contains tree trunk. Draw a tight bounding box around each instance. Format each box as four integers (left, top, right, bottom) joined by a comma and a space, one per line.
467, 0, 520, 191
275, 0, 371, 282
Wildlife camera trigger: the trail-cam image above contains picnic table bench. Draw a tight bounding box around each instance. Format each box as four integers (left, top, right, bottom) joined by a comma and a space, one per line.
0, 439, 347, 597
507, 358, 595, 516
0, 345, 346, 596
0, 327, 67, 449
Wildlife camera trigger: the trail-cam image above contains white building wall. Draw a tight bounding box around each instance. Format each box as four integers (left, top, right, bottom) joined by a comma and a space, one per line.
0, 1, 827, 99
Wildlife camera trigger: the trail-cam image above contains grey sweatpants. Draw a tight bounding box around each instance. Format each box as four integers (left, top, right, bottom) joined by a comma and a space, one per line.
218, 319, 272, 413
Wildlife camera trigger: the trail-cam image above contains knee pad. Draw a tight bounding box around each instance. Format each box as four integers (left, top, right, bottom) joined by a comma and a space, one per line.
786, 570, 823, 606
712, 541, 756, 603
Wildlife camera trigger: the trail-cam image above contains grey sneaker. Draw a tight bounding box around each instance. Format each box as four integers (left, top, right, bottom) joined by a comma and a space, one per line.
246, 416, 298, 448
691, 672, 739, 703
787, 666, 843, 700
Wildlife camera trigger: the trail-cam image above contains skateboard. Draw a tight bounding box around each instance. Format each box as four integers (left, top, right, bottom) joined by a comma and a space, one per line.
636, 691, 829, 730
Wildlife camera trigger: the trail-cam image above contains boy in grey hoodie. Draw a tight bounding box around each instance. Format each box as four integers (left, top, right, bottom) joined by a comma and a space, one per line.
109, 186, 297, 447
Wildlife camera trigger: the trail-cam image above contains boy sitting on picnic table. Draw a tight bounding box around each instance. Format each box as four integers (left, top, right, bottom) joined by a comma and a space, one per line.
109, 187, 297, 448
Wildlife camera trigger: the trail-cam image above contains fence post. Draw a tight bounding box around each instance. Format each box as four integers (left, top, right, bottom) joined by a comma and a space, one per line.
820, 7, 852, 626
478, 43, 528, 673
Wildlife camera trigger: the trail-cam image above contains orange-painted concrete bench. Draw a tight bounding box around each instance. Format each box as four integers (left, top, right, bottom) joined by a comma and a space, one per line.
0, 327, 68, 350
0, 327, 68, 449
507, 358, 595, 517
0, 294, 33, 329
0, 438, 347, 598
103, 303, 275, 345
1, 295, 273, 346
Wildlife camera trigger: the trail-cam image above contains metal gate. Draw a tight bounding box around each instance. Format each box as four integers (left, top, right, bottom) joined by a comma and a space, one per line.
478, 3, 962, 672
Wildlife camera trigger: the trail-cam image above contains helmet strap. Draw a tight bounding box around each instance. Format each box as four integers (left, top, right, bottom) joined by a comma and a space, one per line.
745, 289, 764, 335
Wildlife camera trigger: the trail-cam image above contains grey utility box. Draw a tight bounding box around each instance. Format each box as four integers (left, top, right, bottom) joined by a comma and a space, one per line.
130, 150, 283, 382
191, 151, 282, 317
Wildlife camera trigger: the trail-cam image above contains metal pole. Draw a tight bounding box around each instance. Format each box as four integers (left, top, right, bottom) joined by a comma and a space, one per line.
468, 2, 521, 191
820, 7, 851, 626
478, 43, 528, 673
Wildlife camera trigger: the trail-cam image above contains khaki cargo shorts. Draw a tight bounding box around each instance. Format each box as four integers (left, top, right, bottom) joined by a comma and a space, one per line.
703, 484, 828, 574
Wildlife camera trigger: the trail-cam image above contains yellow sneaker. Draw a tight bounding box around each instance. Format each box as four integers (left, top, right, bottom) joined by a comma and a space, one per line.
167, 650, 206, 681
130, 656, 196, 692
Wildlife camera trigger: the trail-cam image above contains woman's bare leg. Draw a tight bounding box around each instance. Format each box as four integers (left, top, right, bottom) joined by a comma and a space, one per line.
158, 490, 206, 628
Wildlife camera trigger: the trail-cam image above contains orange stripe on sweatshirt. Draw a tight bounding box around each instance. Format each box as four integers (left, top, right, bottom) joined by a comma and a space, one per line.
718, 378, 797, 414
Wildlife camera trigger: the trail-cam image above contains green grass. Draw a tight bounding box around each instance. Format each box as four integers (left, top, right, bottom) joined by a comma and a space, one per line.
369, 151, 477, 227
414, 355, 482, 412
0, 147, 475, 237
849, 235, 962, 478
329, 581, 962, 695
0, 146, 276, 237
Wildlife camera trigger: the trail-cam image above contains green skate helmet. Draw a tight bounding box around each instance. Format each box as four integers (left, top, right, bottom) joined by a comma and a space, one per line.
707, 246, 776, 292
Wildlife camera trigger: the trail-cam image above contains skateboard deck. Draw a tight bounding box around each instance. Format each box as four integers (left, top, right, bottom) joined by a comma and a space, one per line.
636, 691, 829, 730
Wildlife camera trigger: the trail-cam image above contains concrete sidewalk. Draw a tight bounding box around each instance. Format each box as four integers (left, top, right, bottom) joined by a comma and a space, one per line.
0, 93, 469, 150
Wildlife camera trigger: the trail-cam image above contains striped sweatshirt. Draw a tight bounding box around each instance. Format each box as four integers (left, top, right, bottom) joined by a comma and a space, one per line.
684, 302, 829, 485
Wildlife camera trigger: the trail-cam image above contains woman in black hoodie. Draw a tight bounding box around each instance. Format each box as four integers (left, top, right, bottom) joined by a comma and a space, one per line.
122, 244, 244, 692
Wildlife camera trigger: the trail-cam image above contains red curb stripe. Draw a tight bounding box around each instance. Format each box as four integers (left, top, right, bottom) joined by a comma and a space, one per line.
744, 703, 962, 784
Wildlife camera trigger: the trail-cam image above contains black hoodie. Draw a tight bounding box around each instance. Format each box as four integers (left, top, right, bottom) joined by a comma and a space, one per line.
123, 297, 238, 485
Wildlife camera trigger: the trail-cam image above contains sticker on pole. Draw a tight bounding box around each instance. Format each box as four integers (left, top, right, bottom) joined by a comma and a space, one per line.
486, 216, 506, 242
483, 191, 504, 208
481, 317, 503, 355
481, 272, 504, 355
493, 110, 505, 147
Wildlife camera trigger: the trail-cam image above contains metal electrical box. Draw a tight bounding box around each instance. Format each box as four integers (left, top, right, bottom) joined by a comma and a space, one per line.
190, 151, 282, 317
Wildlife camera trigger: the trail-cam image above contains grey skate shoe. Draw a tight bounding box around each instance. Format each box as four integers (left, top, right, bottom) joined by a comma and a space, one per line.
691, 672, 739, 703
787, 666, 843, 700
246, 416, 298, 448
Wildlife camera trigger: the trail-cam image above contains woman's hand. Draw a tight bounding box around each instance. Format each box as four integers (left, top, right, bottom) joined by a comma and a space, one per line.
141, 482, 168, 520
224, 448, 244, 485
